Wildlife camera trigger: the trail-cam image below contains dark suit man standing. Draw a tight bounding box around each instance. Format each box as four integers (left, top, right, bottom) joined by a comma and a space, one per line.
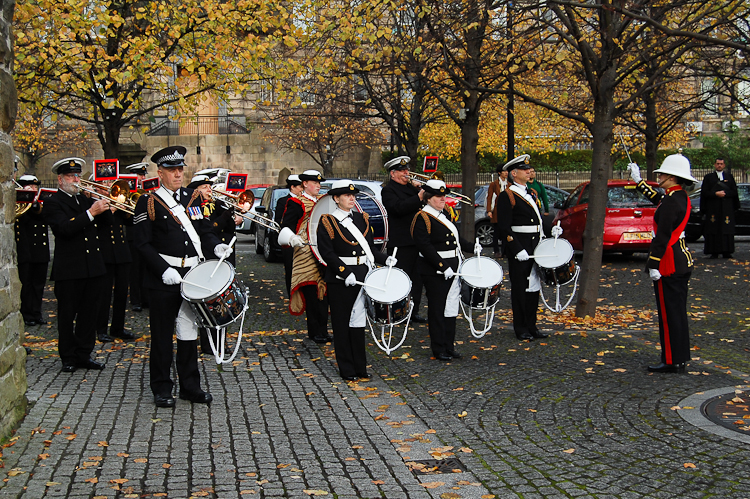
15, 174, 50, 326
44, 158, 110, 372
496, 155, 560, 341
700, 158, 739, 259
380, 156, 427, 323
133, 146, 228, 408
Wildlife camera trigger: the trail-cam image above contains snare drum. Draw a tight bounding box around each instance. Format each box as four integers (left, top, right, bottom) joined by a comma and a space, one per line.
459, 256, 503, 309
363, 266, 412, 325
181, 261, 247, 328
534, 238, 576, 286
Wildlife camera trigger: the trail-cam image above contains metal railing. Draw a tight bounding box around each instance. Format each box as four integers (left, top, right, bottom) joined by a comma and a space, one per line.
147, 115, 249, 136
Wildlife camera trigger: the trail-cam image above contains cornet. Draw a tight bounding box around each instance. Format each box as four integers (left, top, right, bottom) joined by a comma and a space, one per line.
407, 171, 473, 205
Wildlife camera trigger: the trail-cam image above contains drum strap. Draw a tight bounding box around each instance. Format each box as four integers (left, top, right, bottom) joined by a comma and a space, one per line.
155, 187, 205, 261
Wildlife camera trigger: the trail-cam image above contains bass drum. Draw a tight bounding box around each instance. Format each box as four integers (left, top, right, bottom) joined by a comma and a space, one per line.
534, 238, 576, 286
181, 260, 247, 329
308, 192, 389, 264
363, 266, 412, 325
459, 256, 503, 309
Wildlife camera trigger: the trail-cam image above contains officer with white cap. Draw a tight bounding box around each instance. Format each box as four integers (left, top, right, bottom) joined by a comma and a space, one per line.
629, 155, 695, 373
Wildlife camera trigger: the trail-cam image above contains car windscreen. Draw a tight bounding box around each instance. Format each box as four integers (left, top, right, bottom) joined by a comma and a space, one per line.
607, 186, 656, 208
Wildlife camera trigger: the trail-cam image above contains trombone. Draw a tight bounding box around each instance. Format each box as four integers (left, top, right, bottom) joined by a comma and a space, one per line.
77, 178, 138, 215
408, 171, 473, 205
212, 188, 281, 233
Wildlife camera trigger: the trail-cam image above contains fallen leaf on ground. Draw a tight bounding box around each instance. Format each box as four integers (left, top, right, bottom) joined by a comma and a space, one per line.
421, 482, 445, 489
562, 448, 575, 454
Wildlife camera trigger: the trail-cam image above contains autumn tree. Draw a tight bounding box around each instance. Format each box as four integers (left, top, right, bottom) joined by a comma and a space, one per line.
14, 0, 292, 160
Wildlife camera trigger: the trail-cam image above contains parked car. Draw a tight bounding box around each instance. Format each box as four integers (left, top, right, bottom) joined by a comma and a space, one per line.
236, 184, 270, 234
474, 184, 569, 246
685, 183, 750, 242
254, 179, 388, 262
552, 180, 661, 253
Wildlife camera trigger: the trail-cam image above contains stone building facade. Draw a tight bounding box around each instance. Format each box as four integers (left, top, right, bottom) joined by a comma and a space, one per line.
0, 0, 28, 439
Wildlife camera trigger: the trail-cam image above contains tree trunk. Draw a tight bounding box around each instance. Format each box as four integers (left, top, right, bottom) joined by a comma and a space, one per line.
459, 110, 479, 241
643, 91, 658, 181
99, 118, 121, 161
575, 78, 616, 318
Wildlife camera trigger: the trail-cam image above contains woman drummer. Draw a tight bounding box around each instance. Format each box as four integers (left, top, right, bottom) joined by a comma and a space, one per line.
411, 179, 482, 361
316, 180, 395, 381
628, 154, 696, 373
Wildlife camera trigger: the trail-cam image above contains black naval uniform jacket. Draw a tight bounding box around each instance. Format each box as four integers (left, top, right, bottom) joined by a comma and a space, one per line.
636, 182, 693, 275
96, 209, 133, 265
15, 205, 50, 264
316, 211, 387, 283
133, 188, 220, 291
411, 209, 474, 275
496, 186, 546, 260
44, 190, 106, 281
381, 181, 423, 248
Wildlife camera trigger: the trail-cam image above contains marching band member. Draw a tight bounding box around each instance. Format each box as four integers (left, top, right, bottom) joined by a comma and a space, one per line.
133, 146, 229, 407
44, 158, 110, 372
411, 179, 480, 361
125, 162, 150, 312
629, 155, 696, 373
316, 180, 394, 381
381, 156, 427, 323
15, 174, 50, 327
278, 170, 331, 344
275, 174, 304, 298
496, 155, 559, 341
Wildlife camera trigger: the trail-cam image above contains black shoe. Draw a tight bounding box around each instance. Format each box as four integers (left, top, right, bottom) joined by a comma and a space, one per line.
154, 394, 176, 408
24, 347, 32, 356
342, 375, 358, 381
179, 391, 213, 404
98, 333, 113, 343
131, 304, 142, 312
356, 372, 371, 379
61, 364, 77, 373
723, 254, 733, 259
77, 359, 105, 370
516, 332, 533, 341
436, 353, 453, 361
111, 330, 135, 340
530, 330, 549, 339
24, 319, 36, 327
312, 335, 333, 344
35, 318, 47, 325
447, 350, 462, 359
709, 254, 719, 259
412, 314, 428, 324
647, 362, 686, 373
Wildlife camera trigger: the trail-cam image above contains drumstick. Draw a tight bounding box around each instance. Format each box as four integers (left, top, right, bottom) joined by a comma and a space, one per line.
385, 247, 397, 286
528, 255, 557, 259
210, 235, 237, 279
554, 221, 561, 248
354, 281, 386, 292
179, 279, 212, 291
475, 238, 482, 271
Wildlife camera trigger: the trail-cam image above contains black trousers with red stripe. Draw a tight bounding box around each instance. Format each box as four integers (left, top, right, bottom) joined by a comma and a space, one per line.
653, 272, 691, 365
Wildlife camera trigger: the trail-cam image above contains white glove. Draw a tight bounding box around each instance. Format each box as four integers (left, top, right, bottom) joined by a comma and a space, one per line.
649, 268, 662, 281
385, 255, 398, 267
162, 267, 182, 286
214, 243, 233, 259
443, 267, 455, 280
628, 163, 642, 183
344, 273, 357, 287
289, 235, 306, 248
474, 241, 483, 255
516, 249, 530, 261
551, 225, 563, 238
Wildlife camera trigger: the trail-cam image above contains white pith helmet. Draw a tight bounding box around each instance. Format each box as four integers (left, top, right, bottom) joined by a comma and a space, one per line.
653, 154, 696, 183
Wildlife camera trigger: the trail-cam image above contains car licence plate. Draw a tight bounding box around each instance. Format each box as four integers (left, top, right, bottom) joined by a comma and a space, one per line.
623, 232, 652, 241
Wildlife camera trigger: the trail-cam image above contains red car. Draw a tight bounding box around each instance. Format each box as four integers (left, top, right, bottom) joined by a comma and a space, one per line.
552, 180, 661, 253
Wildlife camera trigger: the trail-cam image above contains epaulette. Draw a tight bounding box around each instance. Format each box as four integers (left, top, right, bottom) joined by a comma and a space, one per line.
411, 211, 431, 238
505, 188, 516, 208
147, 194, 156, 221
320, 214, 335, 240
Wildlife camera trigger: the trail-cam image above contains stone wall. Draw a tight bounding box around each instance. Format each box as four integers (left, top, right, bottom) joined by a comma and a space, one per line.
0, 0, 28, 439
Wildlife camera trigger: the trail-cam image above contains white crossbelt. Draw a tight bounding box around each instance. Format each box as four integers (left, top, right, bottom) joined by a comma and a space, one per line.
340, 255, 368, 266
511, 225, 540, 233
159, 254, 199, 268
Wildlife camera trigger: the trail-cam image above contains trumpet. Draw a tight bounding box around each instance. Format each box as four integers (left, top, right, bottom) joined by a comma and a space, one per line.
407, 171, 473, 205
77, 178, 138, 215
212, 188, 281, 233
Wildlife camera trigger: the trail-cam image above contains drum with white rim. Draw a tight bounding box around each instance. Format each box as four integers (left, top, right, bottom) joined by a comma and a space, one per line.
459, 256, 503, 309
534, 238, 576, 286
181, 260, 247, 329
363, 266, 412, 325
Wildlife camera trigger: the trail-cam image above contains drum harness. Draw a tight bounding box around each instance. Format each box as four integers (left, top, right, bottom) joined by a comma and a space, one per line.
458, 243, 499, 338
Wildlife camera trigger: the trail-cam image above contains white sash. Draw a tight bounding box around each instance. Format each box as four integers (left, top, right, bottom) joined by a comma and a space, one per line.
335, 209, 375, 266
422, 206, 462, 317
155, 187, 205, 261
510, 183, 544, 240
422, 205, 462, 257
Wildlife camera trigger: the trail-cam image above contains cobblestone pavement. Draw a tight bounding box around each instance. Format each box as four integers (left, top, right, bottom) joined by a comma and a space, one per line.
2, 236, 750, 498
